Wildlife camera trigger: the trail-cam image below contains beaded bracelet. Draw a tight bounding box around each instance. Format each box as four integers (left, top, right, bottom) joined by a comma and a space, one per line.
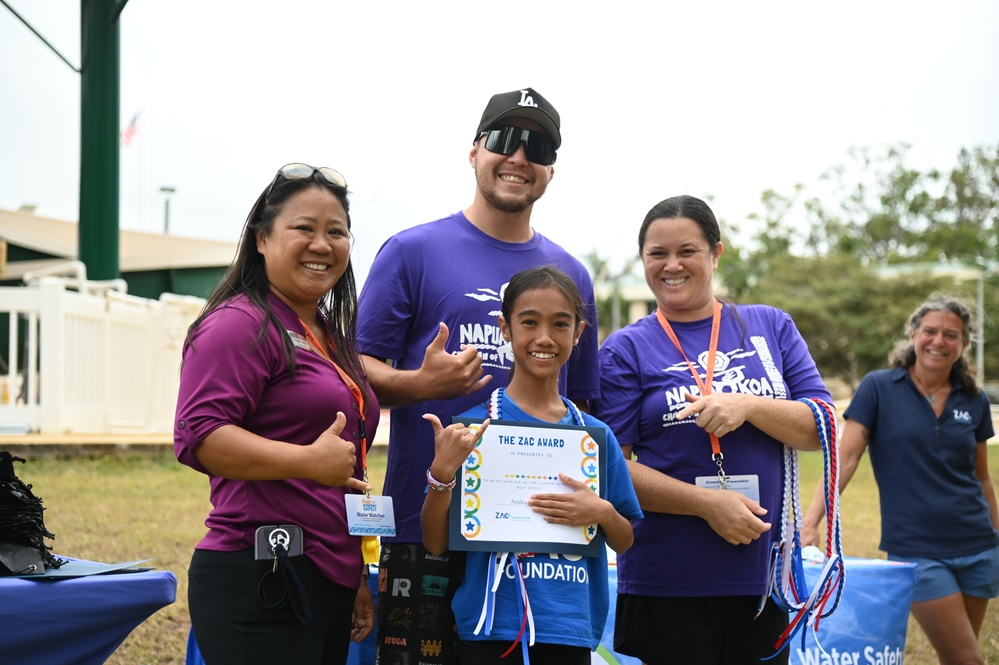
426, 467, 457, 492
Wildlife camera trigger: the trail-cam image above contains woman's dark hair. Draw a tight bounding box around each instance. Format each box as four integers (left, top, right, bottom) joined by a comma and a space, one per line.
888, 296, 978, 395
186, 168, 370, 398
638, 195, 721, 253
501, 266, 588, 330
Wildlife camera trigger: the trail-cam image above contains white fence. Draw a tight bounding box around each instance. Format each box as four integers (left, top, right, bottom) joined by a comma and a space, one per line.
0, 278, 204, 434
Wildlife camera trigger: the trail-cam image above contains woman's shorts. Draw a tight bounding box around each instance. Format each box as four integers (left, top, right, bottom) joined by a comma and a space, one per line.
614, 593, 789, 665
888, 542, 999, 602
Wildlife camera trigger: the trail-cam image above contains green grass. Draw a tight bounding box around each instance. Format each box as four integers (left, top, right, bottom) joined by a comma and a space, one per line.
797, 448, 999, 664
11, 451, 220, 665
9, 446, 999, 664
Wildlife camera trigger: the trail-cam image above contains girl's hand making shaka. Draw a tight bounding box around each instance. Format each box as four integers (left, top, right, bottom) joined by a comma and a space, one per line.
422, 414, 490, 483
420, 414, 489, 555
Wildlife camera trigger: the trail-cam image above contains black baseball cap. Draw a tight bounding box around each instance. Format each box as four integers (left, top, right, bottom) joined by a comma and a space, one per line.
474, 88, 561, 149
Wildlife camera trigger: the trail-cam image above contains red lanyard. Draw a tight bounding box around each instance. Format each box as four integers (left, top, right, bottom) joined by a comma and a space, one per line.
298, 319, 368, 474
655, 300, 723, 460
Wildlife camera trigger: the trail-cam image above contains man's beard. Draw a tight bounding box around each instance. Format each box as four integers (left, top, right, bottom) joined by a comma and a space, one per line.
476, 167, 545, 213
481, 188, 537, 213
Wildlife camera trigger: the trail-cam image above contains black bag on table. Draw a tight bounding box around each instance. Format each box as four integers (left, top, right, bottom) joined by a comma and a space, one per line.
0, 451, 64, 575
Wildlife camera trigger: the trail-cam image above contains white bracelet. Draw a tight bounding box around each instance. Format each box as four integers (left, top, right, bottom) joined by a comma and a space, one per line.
426, 467, 457, 492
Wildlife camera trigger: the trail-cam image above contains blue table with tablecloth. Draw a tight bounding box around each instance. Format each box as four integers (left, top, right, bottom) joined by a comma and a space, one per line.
0, 557, 177, 665
787, 557, 916, 665
596, 557, 917, 665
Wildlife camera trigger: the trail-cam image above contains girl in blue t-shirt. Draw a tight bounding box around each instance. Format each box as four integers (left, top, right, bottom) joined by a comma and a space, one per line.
421, 266, 642, 665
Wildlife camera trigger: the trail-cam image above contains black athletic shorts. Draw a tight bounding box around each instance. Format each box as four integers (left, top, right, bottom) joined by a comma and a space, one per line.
458, 639, 590, 665
614, 593, 790, 665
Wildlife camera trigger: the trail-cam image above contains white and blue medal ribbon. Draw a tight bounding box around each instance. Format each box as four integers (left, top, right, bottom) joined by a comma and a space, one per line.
474, 551, 508, 636
764, 397, 845, 659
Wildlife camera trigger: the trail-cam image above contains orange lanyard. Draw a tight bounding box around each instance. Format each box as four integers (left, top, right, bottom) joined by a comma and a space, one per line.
299, 319, 368, 479
656, 300, 724, 463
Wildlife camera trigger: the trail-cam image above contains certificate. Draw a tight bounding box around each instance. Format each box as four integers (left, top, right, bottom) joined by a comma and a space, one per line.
448, 418, 606, 557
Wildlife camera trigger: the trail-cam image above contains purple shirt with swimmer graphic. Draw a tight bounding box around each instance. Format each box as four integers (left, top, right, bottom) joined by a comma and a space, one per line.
595, 303, 831, 598
356, 211, 600, 543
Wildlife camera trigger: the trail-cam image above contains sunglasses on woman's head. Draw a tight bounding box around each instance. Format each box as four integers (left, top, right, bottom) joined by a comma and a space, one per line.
479, 126, 557, 166
268, 163, 347, 196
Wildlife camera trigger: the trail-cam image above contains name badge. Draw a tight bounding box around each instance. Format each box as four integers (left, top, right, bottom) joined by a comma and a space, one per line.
345, 494, 397, 537
286, 330, 310, 350
695, 474, 760, 504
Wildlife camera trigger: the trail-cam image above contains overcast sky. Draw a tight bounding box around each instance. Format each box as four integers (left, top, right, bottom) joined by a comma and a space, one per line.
3, 0, 998, 286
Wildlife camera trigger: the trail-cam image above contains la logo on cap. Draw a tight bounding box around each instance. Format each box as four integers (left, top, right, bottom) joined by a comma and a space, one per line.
517, 90, 540, 109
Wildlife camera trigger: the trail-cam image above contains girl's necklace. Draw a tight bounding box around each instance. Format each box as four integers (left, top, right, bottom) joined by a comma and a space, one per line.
911, 371, 948, 404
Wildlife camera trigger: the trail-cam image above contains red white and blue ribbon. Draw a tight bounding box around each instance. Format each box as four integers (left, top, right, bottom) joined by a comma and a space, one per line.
764, 397, 845, 659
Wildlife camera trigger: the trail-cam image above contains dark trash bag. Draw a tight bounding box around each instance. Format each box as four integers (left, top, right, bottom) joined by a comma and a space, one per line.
0, 451, 64, 575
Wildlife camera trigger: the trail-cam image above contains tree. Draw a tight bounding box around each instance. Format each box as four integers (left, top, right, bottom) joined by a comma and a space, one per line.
733, 142, 999, 385
925, 145, 999, 262
745, 254, 964, 388
583, 250, 634, 341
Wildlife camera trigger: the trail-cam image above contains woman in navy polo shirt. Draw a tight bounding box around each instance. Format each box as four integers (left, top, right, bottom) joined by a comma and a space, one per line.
803, 296, 998, 665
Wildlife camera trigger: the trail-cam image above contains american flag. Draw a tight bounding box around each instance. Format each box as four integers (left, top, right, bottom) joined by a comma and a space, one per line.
120, 113, 139, 147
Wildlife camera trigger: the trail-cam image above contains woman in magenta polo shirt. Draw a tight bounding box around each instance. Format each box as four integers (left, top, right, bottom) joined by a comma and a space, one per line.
174, 164, 379, 665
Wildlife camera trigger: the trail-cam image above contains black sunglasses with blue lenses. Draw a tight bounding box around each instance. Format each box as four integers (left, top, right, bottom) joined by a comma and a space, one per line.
479, 126, 557, 166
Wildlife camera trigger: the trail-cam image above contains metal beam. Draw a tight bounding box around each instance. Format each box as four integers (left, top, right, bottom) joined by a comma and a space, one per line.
0, 0, 81, 72
79, 0, 120, 280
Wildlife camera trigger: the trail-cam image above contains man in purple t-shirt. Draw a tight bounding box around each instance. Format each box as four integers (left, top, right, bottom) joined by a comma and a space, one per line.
356, 88, 599, 665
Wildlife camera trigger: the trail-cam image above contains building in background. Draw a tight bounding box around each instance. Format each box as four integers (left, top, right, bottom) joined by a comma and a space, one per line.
0, 207, 234, 300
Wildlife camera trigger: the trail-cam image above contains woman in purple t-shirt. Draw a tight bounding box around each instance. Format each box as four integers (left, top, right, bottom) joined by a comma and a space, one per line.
594, 195, 831, 665
174, 164, 379, 665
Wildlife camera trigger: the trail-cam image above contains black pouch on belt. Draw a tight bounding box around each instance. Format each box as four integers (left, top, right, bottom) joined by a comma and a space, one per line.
255, 525, 312, 626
